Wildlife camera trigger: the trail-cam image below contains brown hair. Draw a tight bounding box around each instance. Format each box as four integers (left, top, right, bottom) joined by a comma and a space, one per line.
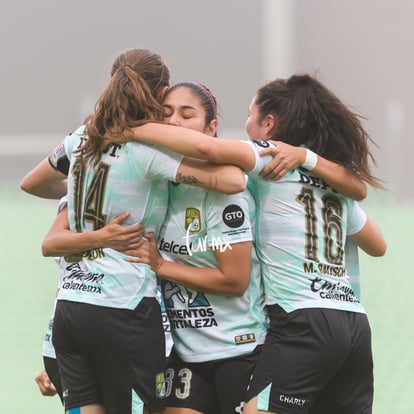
80, 48, 170, 164
256, 74, 383, 188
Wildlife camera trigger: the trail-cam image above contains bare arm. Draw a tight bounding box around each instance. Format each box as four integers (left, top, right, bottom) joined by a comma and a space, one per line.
131, 123, 256, 171
312, 155, 367, 200
349, 216, 386, 257
126, 233, 251, 296
258, 142, 367, 201
21, 138, 246, 198
20, 157, 67, 199
42, 207, 145, 257
130, 124, 367, 200
175, 158, 246, 194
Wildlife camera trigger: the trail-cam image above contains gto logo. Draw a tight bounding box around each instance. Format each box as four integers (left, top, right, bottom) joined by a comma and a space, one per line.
222, 204, 245, 228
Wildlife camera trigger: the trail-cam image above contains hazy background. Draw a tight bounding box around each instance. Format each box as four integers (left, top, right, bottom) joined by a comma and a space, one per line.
1, 0, 413, 412
1, 0, 414, 200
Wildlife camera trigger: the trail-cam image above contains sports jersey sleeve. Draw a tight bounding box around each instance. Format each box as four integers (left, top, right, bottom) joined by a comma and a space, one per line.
204, 190, 253, 247
57, 195, 68, 212
345, 238, 361, 298
48, 125, 87, 175
132, 143, 184, 182
346, 200, 367, 235
243, 140, 275, 179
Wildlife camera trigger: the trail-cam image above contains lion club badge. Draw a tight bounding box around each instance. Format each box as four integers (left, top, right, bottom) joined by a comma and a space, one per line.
185, 207, 202, 234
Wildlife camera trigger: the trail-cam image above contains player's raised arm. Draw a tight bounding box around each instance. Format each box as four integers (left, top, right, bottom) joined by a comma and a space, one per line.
131, 123, 256, 171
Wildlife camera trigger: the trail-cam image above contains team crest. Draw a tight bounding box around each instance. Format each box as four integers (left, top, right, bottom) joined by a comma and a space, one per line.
185, 207, 202, 234
155, 372, 166, 398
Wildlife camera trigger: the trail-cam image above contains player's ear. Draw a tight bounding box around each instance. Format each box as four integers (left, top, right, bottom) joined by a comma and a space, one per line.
205, 119, 218, 137
156, 86, 169, 102
263, 114, 276, 137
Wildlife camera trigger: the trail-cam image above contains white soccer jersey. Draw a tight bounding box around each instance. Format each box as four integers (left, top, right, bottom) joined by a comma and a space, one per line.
42, 197, 68, 359
42, 257, 66, 359
245, 140, 367, 314
156, 284, 173, 357
344, 239, 361, 298
50, 125, 184, 310
159, 183, 267, 363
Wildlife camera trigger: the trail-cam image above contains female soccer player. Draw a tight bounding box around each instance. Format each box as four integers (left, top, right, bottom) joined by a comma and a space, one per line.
35, 200, 144, 403
37, 81, 265, 413
21, 48, 247, 414
121, 73, 387, 414
127, 81, 266, 414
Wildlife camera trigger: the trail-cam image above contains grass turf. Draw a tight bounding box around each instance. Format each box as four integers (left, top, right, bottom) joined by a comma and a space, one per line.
1, 181, 412, 413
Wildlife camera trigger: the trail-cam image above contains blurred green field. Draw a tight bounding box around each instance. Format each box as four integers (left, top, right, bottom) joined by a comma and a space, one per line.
1, 181, 413, 413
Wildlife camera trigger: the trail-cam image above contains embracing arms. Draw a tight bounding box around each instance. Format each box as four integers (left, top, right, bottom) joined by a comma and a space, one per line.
349, 216, 386, 257
42, 206, 144, 257
126, 233, 252, 296
130, 123, 368, 200
20, 157, 67, 199
174, 158, 246, 194
258, 142, 367, 200
20, 147, 245, 199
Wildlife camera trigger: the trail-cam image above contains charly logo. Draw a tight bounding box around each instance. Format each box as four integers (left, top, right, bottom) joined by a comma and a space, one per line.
185, 207, 202, 234
279, 394, 307, 407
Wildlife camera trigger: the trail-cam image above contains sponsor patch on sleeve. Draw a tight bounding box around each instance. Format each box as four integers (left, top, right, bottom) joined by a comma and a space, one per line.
252, 139, 270, 148
222, 204, 245, 228
48, 143, 70, 175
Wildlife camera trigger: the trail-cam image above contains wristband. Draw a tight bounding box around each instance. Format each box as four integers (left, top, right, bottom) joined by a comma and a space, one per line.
302, 148, 318, 171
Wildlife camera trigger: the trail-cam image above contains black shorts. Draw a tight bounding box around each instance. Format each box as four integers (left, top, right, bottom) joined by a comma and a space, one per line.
53, 298, 166, 414
43, 356, 63, 403
245, 305, 373, 414
164, 346, 261, 414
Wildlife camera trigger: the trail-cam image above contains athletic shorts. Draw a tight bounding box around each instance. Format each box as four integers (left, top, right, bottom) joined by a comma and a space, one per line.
245, 305, 373, 414
165, 346, 262, 414
43, 356, 63, 403
53, 298, 166, 414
